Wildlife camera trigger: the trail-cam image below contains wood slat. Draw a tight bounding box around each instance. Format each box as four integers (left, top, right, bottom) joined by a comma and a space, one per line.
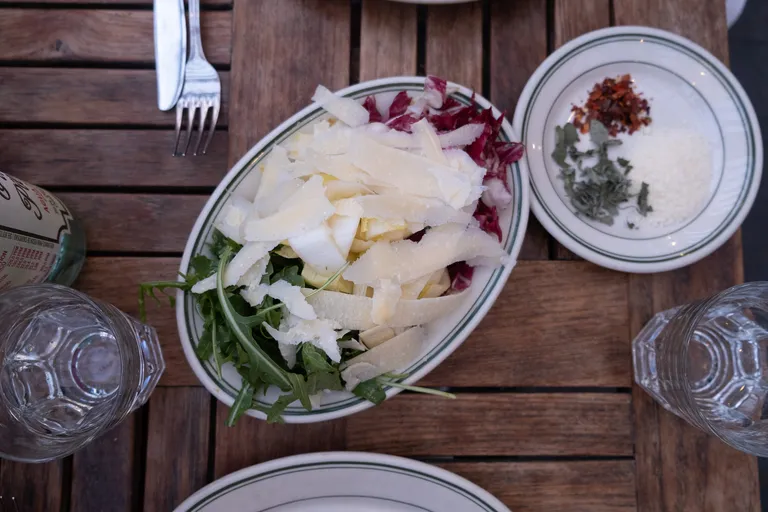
616, 2, 759, 510
0, 460, 62, 512
489, 0, 550, 260
346, 393, 632, 456
419, 260, 630, 387
0, 68, 229, 125
61, 193, 206, 253
425, 2, 482, 91
74, 257, 195, 387
70, 417, 137, 512
213, 0, 353, 481
226, 0, 350, 165
441, 461, 636, 512
79, 258, 630, 388
359, 0, 417, 79
143, 388, 211, 512
2, 130, 229, 188
0, 9, 231, 65
213, 410, 345, 478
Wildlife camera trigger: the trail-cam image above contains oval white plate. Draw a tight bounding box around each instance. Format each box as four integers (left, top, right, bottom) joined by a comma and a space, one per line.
176, 76, 529, 422
174, 452, 510, 512
513, 26, 762, 273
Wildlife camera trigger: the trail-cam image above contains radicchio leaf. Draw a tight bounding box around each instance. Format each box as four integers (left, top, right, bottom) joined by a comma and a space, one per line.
388, 91, 411, 119
473, 200, 502, 242
448, 261, 474, 292
386, 113, 422, 133
362, 95, 382, 123
424, 76, 448, 108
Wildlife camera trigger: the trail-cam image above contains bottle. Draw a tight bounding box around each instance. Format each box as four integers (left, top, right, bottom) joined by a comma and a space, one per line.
0, 284, 165, 462
0, 172, 86, 290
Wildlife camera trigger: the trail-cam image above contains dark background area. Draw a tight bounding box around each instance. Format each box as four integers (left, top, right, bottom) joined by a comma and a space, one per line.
729, 0, 768, 508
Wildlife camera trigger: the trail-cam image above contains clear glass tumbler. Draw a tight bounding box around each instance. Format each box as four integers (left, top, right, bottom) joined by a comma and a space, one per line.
634, 282, 768, 456
0, 284, 164, 462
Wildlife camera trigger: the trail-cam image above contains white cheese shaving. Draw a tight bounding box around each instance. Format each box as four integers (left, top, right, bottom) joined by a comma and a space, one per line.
340, 326, 426, 390
412, 118, 448, 164
338, 338, 367, 351
191, 274, 217, 294
343, 223, 506, 286
482, 177, 512, 209
304, 289, 468, 329
312, 85, 370, 127
244, 175, 335, 242
223, 241, 278, 287
288, 223, 347, 273
263, 314, 343, 363
241, 283, 269, 308
359, 325, 396, 349
438, 123, 485, 148
371, 279, 402, 325
215, 196, 253, 245
335, 193, 471, 227
266, 280, 317, 320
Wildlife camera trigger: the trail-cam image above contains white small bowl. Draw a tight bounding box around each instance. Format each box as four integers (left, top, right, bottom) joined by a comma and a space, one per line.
514, 26, 762, 273
176, 76, 529, 422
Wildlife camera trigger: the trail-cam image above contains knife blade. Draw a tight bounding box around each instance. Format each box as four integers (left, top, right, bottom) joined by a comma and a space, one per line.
154, 0, 187, 111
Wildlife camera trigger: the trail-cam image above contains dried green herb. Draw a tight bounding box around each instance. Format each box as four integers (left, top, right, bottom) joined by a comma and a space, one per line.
552, 121, 652, 226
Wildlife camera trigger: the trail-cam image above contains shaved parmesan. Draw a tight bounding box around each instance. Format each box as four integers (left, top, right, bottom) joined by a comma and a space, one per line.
278, 342, 298, 369
267, 280, 317, 320
312, 85, 370, 127
263, 314, 343, 363
288, 223, 347, 273
241, 283, 268, 308
343, 223, 506, 286
371, 279, 402, 324
348, 134, 474, 208
215, 196, 253, 244
223, 241, 277, 287
338, 338, 367, 351
438, 123, 484, 148
324, 181, 373, 202
340, 326, 427, 390
191, 274, 217, 294
305, 289, 468, 329
413, 118, 447, 164
244, 175, 335, 242
327, 214, 360, 258
336, 193, 471, 227
359, 325, 396, 349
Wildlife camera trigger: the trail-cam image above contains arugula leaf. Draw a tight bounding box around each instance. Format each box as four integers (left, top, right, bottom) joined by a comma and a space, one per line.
307, 371, 343, 395
266, 394, 297, 423
188, 254, 216, 283
138, 280, 188, 323
352, 379, 387, 405
285, 373, 311, 410
216, 249, 293, 391
301, 344, 336, 374
210, 229, 242, 259
226, 381, 254, 427
270, 266, 304, 287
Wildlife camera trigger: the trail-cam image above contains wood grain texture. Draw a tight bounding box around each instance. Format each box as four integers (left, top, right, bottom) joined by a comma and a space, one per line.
227, 0, 350, 166
420, 260, 630, 387
143, 388, 211, 512
213, 410, 345, 478
617, 1, 758, 510
0, 0, 230, 4
346, 393, 632, 456
0, 69, 229, 125
70, 418, 136, 512
426, 3, 482, 91
489, 0, 549, 259
359, 0, 417, 80
1, 130, 229, 188
60, 193, 206, 253
442, 461, 636, 512
74, 257, 196, 387
0, 460, 62, 512
0, 9, 231, 65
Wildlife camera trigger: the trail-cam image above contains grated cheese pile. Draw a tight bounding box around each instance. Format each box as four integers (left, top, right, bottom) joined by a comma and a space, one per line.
627, 128, 712, 227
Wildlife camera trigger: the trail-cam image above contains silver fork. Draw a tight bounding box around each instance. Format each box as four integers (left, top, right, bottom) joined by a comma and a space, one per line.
173, 0, 221, 156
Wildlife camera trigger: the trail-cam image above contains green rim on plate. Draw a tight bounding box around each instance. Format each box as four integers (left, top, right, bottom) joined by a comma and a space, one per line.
521, 31, 758, 265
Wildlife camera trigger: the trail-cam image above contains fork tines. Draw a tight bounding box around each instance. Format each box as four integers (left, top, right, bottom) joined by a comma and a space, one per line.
173, 97, 220, 156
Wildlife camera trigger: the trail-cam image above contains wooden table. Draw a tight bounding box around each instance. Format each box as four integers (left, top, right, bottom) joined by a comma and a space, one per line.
0, 0, 760, 510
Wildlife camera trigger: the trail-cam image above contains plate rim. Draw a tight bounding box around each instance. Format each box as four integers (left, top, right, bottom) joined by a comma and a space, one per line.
512, 25, 763, 273
175, 76, 530, 422
173, 451, 510, 512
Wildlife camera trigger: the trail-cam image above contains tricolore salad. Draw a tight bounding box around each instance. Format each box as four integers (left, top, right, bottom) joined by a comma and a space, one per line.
140, 76, 524, 424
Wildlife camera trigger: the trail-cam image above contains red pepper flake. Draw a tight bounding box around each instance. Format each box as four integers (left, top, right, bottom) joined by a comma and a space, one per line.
571, 74, 651, 137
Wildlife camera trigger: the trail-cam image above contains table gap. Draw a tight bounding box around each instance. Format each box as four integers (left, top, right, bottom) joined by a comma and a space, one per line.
132, 405, 150, 512
481, 0, 490, 99
417, 454, 636, 463
0, 61, 230, 71
0, 2, 231, 11
402, 386, 632, 394
59, 456, 72, 512
416, 5, 426, 76
349, 0, 361, 85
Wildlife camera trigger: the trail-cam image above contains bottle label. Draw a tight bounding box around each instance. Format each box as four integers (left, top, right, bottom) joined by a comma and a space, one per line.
0, 173, 74, 290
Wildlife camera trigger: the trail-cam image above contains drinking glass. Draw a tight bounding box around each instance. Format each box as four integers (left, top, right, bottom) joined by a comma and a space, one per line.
633, 282, 768, 456
0, 284, 164, 462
